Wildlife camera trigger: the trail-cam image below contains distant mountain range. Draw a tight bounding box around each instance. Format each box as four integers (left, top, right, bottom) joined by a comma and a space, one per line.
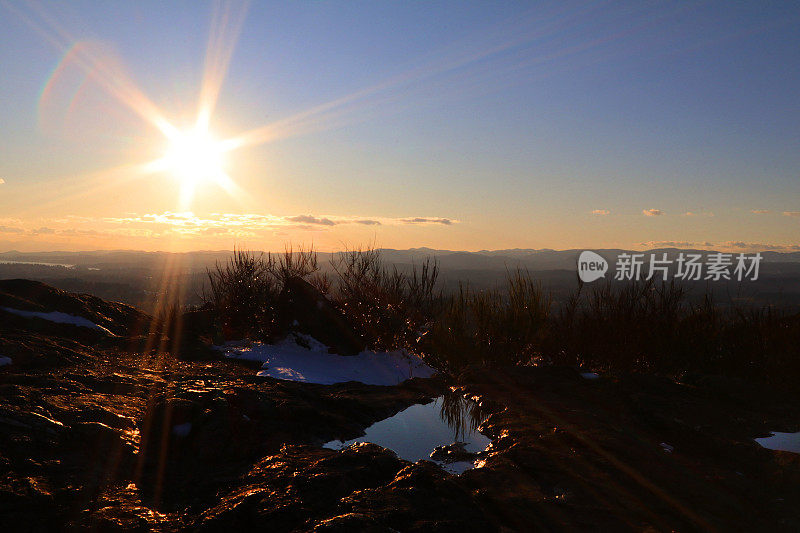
2, 247, 799, 272
2, 248, 799, 310
376, 248, 800, 271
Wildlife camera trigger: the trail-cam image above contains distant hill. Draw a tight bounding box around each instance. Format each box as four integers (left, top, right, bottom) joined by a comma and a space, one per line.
2, 247, 799, 310
3, 247, 799, 270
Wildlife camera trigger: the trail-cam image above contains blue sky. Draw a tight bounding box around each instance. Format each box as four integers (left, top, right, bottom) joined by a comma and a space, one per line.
0, 1, 798, 252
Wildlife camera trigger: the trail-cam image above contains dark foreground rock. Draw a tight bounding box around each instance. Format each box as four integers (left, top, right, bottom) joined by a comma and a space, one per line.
276, 276, 365, 356
193, 443, 491, 532
430, 442, 476, 464
0, 279, 150, 338
1, 281, 799, 531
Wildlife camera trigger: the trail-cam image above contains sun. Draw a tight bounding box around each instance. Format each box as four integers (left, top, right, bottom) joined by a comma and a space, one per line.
162, 127, 226, 186
146, 125, 237, 207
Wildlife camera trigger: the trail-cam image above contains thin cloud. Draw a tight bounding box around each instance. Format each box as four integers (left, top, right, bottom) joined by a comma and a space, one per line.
0, 225, 24, 234
286, 215, 336, 226
640, 240, 800, 252
783, 211, 800, 218
59, 228, 100, 236
751, 209, 771, 214
401, 217, 454, 225
591, 209, 610, 215
4, 212, 458, 241
31, 227, 57, 235
0, 178, 5, 184
723, 241, 800, 251
683, 211, 713, 217
640, 241, 712, 248
199, 227, 256, 237
642, 209, 663, 217
105, 211, 458, 231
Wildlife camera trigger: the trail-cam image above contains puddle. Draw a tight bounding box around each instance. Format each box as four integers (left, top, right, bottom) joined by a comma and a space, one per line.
324, 391, 493, 474
755, 432, 800, 453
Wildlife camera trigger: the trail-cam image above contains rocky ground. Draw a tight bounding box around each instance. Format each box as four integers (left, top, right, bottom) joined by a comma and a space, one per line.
1, 279, 799, 531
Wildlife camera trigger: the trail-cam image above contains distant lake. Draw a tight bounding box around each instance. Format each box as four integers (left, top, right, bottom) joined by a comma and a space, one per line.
0, 260, 75, 268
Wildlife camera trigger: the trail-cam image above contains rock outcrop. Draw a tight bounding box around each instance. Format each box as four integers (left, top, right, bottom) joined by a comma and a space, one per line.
276, 276, 365, 355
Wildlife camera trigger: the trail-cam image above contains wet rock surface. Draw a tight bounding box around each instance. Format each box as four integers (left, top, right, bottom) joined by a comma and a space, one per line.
429, 442, 477, 464
1, 281, 799, 531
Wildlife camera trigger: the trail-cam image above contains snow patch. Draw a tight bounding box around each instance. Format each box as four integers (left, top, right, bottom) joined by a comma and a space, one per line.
755, 432, 800, 454
1, 307, 114, 335
0, 356, 12, 367
216, 333, 436, 386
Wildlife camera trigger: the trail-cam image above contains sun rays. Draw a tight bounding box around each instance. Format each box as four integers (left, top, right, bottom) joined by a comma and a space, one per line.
1, 0, 742, 255
18, 0, 251, 210
11, 0, 673, 215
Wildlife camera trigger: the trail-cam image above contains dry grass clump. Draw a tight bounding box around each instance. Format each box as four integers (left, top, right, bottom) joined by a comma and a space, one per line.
205, 248, 278, 339
421, 270, 550, 371
329, 247, 442, 350
550, 278, 800, 387
205, 246, 318, 338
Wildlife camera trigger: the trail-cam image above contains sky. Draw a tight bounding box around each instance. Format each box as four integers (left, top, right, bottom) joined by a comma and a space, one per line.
0, 0, 798, 253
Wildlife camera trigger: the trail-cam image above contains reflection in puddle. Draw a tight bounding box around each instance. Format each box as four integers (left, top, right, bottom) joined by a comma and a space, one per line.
755, 431, 800, 453
324, 390, 492, 474
439, 389, 493, 441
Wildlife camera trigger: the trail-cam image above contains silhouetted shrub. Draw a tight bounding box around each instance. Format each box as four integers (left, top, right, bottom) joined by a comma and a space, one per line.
329, 247, 442, 350
204, 245, 322, 340
270, 245, 319, 284
548, 278, 800, 388
205, 248, 278, 339
421, 269, 551, 371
